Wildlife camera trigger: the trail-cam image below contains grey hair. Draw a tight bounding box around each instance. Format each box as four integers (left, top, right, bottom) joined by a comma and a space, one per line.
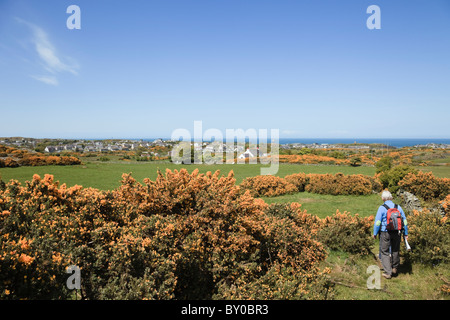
381, 190, 393, 201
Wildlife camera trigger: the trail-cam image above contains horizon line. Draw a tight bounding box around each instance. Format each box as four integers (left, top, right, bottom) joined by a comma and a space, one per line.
1, 136, 449, 141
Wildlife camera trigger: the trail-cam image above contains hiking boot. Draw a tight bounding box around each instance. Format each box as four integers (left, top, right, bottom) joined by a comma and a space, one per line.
392, 268, 397, 275
382, 273, 391, 279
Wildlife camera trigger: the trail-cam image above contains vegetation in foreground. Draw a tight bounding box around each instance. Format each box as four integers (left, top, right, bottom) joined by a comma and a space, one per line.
0, 168, 448, 300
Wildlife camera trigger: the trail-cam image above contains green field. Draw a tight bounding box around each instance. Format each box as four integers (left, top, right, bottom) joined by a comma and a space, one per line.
1, 159, 448, 192
262, 192, 381, 219
0, 161, 378, 191
416, 165, 450, 178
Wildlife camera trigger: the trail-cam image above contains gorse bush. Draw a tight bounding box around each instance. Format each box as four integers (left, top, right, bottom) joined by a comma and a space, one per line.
220, 202, 332, 299
398, 171, 450, 201
404, 209, 450, 265
440, 195, 450, 217
284, 173, 309, 192
19, 155, 81, 166
0, 170, 333, 300
279, 154, 349, 165
304, 173, 373, 196
238, 170, 444, 200
317, 210, 374, 255
240, 173, 380, 198
0, 155, 81, 167
265, 203, 322, 237
367, 176, 383, 193
0, 158, 20, 168
266, 203, 374, 255
0, 144, 81, 167
239, 175, 297, 197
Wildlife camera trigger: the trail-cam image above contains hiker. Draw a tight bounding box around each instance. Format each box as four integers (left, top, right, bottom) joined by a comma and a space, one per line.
373, 190, 408, 279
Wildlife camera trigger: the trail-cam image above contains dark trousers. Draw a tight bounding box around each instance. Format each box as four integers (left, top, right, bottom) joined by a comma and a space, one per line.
380, 231, 401, 275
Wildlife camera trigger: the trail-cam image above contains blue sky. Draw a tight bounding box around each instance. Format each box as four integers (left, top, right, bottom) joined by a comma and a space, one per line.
0, 0, 449, 139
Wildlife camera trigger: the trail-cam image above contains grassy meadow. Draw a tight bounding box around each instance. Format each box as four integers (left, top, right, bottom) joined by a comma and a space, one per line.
262, 192, 381, 219
0, 160, 378, 191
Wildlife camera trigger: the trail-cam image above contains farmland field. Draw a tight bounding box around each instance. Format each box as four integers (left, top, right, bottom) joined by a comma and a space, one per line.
0, 161, 379, 191
262, 192, 381, 219
416, 165, 450, 178
1, 160, 448, 191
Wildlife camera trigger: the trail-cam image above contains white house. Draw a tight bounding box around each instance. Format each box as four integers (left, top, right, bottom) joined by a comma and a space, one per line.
45, 146, 65, 153
238, 148, 259, 159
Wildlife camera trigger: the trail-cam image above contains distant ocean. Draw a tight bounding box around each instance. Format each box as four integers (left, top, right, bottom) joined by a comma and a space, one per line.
146, 138, 450, 148
276, 138, 450, 148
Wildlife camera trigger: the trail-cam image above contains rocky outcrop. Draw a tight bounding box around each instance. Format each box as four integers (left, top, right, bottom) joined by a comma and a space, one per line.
396, 189, 422, 213
397, 188, 447, 217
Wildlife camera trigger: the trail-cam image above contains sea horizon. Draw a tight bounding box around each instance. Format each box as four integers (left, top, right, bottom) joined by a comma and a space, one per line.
2, 137, 449, 148
143, 137, 450, 148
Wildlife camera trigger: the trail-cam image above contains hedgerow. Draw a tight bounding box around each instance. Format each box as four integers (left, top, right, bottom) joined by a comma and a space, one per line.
239, 175, 297, 197
304, 173, 373, 196
0, 144, 81, 167
284, 173, 309, 192
240, 173, 377, 198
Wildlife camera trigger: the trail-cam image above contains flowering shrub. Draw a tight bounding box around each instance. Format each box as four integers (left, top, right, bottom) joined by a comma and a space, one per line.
265, 203, 374, 256
0, 158, 20, 168
398, 171, 450, 201
217, 202, 332, 299
284, 173, 309, 192
0, 175, 83, 299
367, 175, 383, 193
265, 202, 322, 237
317, 210, 374, 255
19, 155, 81, 166
0, 144, 81, 167
0, 170, 332, 300
404, 209, 450, 265
239, 175, 297, 197
217, 202, 332, 300
279, 154, 349, 165
305, 173, 373, 196
240, 173, 379, 198
440, 195, 450, 217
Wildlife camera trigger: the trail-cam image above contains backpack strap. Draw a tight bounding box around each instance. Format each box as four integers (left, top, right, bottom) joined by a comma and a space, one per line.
383, 204, 398, 210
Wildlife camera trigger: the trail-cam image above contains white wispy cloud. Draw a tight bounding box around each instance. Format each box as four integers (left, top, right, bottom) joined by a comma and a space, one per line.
30, 75, 59, 86
16, 17, 79, 85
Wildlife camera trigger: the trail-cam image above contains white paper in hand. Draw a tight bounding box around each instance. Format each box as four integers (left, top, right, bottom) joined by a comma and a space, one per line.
405, 238, 411, 251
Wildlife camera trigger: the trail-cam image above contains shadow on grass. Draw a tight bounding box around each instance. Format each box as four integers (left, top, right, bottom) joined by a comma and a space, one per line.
398, 257, 413, 276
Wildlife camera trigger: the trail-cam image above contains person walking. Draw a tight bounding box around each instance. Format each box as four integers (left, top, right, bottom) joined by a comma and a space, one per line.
373, 190, 408, 279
